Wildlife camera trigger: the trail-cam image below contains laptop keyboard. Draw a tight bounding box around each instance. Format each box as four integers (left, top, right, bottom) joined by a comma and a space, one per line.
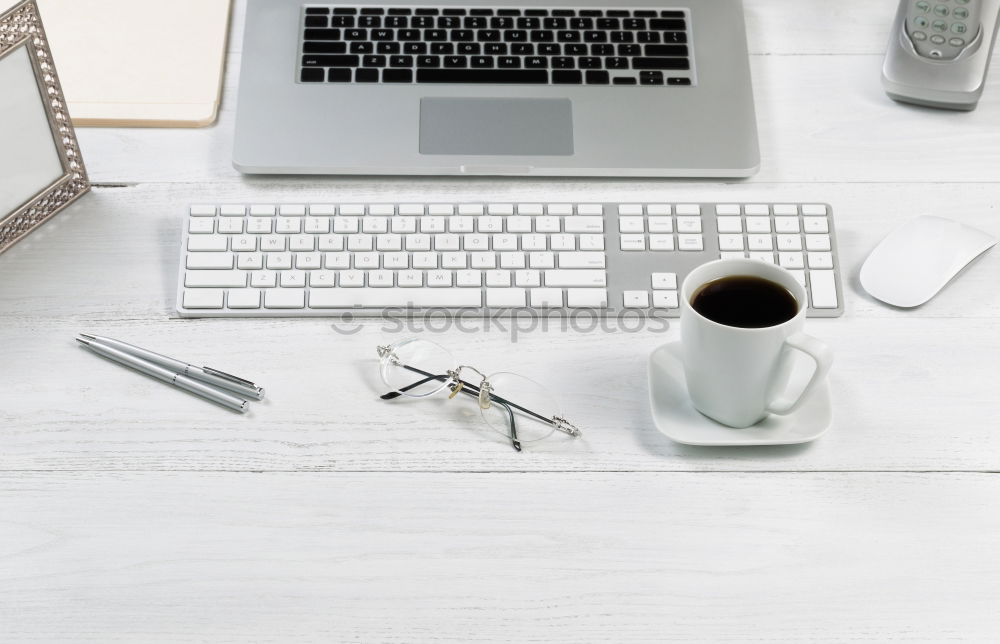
299, 6, 694, 86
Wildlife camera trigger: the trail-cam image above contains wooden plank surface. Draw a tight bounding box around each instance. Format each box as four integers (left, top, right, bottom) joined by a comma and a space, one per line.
2, 472, 999, 643
0, 178, 997, 472
3, 0, 1000, 640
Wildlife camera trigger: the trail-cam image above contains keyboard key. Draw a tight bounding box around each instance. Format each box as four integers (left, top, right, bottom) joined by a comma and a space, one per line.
649, 235, 674, 251
718, 234, 744, 251
808, 252, 834, 269
186, 253, 233, 269
623, 290, 649, 308
774, 217, 800, 233
312, 289, 483, 308
558, 252, 605, 269
652, 291, 679, 308
264, 290, 305, 309
745, 216, 770, 233
188, 236, 228, 252
677, 235, 703, 251
778, 252, 804, 269
250, 271, 277, 288
237, 253, 264, 270
803, 217, 830, 233
776, 235, 803, 251
552, 70, 583, 83
249, 205, 276, 216
486, 288, 527, 307
515, 269, 541, 287
632, 57, 689, 70
676, 216, 701, 233
747, 234, 773, 251
310, 271, 337, 288
227, 290, 261, 309
566, 289, 607, 307
544, 270, 606, 287
651, 272, 677, 289
280, 271, 307, 287
805, 234, 832, 251
530, 288, 563, 307
185, 270, 247, 288
647, 217, 672, 233
383, 69, 413, 82
188, 218, 214, 234
716, 217, 742, 233
809, 270, 838, 308
620, 234, 645, 251
182, 289, 224, 309
417, 69, 547, 82
266, 253, 293, 270
619, 217, 644, 233
564, 217, 603, 233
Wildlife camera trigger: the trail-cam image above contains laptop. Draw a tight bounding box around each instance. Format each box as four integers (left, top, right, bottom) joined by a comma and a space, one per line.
233, 0, 759, 177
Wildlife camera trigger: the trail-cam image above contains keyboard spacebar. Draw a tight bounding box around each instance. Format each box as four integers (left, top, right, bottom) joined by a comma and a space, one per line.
310, 288, 482, 308
417, 69, 549, 83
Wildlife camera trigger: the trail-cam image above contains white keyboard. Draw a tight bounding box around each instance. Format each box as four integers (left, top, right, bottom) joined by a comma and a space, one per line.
176, 201, 844, 317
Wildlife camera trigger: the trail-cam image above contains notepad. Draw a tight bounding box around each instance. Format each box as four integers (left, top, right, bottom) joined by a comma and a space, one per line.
36, 0, 232, 127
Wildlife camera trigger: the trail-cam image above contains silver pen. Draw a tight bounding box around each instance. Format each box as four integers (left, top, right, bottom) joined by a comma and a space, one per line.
76, 336, 249, 413
78, 334, 265, 400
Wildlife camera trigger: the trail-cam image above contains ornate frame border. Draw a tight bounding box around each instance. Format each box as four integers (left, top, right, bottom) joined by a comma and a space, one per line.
0, 0, 89, 255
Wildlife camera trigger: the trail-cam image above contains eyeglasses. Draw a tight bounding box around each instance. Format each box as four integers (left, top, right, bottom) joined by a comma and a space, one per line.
376, 338, 582, 452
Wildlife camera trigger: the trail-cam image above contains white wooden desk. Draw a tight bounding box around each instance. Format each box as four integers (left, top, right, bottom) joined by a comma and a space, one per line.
3, 1, 1000, 640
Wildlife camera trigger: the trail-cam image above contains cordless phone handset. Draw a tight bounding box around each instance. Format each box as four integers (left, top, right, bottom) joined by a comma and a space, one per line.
882, 0, 1000, 110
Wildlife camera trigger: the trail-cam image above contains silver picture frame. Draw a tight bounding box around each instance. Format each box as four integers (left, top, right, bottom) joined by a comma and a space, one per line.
0, 0, 89, 255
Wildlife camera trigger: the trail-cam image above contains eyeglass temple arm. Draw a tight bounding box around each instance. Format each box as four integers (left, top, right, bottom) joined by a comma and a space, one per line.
382, 363, 578, 437
379, 367, 522, 451
495, 400, 521, 452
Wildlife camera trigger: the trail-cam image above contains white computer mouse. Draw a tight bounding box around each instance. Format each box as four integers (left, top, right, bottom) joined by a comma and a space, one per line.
860, 216, 996, 308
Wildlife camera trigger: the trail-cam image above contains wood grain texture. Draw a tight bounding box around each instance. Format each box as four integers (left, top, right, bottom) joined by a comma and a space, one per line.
2, 472, 999, 643
3, 1, 1000, 640
0, 179, 998, 472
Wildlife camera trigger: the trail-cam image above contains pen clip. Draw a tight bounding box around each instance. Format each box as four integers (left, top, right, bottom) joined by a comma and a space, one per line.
202, 366, 257, 388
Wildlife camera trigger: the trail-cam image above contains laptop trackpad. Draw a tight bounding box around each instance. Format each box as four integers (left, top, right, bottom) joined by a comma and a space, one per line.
419, 98, 573, 156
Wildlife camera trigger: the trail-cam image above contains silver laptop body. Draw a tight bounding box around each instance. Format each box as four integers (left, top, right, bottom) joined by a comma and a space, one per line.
234, 0, 759, 177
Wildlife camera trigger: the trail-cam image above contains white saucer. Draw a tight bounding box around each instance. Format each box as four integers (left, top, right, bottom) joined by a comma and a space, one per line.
647, 342, 832, 446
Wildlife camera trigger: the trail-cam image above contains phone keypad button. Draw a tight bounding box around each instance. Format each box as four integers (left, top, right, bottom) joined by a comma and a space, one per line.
933, 5, 949, 18
915, 0, 930, 12
931, 19, 948, 32
954, 7, 969, 19
912, 30, 928, 40
951, 22, 968, 34
930, 34, 946, 44
914, 15, 931, 28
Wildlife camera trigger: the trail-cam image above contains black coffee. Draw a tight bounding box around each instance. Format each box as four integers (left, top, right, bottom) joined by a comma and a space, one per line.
691, 275, 798, 328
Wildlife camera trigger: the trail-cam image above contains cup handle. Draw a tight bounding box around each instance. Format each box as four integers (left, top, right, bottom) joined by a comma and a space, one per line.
765, 332, 833, 416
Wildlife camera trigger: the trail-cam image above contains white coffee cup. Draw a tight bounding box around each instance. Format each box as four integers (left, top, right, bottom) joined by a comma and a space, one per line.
680, 259, 833, 428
